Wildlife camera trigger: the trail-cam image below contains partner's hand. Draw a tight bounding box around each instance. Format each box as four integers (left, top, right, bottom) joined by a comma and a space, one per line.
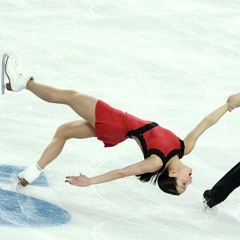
227, 93, 240, 112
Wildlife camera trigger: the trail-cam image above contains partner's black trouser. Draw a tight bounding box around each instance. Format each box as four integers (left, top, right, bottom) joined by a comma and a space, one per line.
204, 162, 240, 208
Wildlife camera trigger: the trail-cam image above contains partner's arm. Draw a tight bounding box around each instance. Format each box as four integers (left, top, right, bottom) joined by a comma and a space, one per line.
227, 92, 240, 112
184, 103, 228, 155
65, 155, 162, 187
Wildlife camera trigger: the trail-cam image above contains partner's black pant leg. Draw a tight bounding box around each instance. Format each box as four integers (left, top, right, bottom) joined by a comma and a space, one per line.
204, 162, 240, 208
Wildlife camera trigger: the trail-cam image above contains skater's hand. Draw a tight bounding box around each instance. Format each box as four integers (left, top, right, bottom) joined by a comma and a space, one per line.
227, 93, 240, 112
65, 173, 91, 187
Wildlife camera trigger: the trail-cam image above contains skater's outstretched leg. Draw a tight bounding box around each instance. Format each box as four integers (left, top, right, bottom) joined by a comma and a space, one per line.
27, 81, 97, 127
18, 84, 97, 187
4, 54, 98, 126
4, 54, 97, 187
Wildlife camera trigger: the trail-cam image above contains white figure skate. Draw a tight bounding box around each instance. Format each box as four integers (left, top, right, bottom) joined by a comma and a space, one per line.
1, 53, 32, 93
18, 163, 42, 188
202, 197, 209, 212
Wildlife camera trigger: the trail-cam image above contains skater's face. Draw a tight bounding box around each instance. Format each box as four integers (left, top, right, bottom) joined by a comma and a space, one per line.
170, 166, 193, 194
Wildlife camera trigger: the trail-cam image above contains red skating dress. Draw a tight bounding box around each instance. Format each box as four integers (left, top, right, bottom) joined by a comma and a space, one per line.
95, 100, 185, 171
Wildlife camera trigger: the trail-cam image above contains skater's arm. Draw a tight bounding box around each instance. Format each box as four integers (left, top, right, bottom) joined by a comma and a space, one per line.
65, 155, 162, 187
184, 103, 228, 155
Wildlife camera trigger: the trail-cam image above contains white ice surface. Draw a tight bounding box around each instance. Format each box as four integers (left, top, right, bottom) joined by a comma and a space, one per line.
0, 0, 240, 239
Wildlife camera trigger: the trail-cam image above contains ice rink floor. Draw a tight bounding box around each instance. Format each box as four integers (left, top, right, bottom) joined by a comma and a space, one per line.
0, 1, 240, 239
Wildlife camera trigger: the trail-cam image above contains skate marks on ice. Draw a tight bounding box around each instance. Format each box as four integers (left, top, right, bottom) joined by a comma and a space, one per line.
0, 164, 71, 227
0, 189, 71, 227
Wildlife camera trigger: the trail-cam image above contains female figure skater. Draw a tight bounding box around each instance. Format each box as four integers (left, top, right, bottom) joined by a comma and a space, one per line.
3, 55, 231, 195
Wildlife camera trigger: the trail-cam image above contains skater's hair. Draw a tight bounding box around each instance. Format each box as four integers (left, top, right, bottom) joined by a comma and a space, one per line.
137, 168, 179, 196
157, 170, 179, 195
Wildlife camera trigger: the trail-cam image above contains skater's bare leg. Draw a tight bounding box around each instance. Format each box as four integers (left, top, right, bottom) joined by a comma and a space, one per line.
18, 120, 95, 186
37, 120, 94, 169
27, 80, 97, 127
5, 56, 98, 186
5, 58, 97, 126
19, 81, 98, 186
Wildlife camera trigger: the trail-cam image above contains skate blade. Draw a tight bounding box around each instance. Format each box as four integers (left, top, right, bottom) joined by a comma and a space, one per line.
202, 198, 209, 213
1, 53, 9, 95
16, 178, 29, 191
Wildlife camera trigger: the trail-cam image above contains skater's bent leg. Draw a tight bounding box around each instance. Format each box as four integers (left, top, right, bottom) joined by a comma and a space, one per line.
37, 120, 95, 169
27, 80, 98, 126
18, 120, 94, 186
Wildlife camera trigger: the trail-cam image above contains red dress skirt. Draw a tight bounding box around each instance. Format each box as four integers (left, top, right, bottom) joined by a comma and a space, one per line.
94, 100, 150, 147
